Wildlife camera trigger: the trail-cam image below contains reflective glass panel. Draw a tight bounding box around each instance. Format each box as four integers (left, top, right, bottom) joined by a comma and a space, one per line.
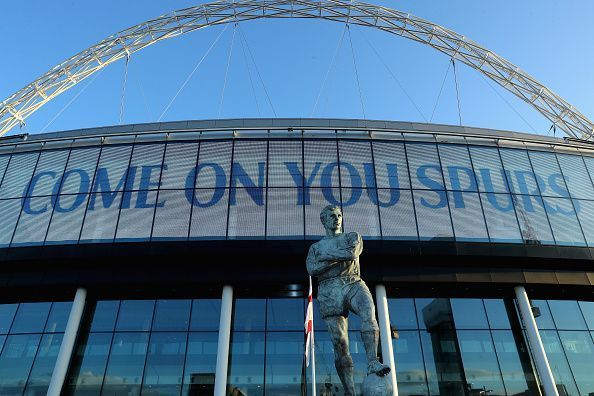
540, 330, 580, 395
406, 143, 444, 190
65, 332, 112, 395
528, 300, 556, 330
372, 141, 409, 189
415, 298, 454, 330
387, 298, 418, 330
558, 330, 594, 396
102, 332, 149, 394
10, 302, 51, 334
304, 140, 338, 188
89, 301, 119, 332
45, 302, 72, 333
574, 199, 594, 246
160, 142, 198, 190
342, 188, 380, 238
151, 189, 191, 240
557, 154, 594, 199
469, 146, 509, 193
0, 334, 42, 395
456, 330, 506, 395
338, 141, 372, 189
233, 299, 265, 332
152, 300, 191, 331
227, 332, 265, 396
413, 190, 453, 241
23, 333, 63, 395
127, 143, 165, 191
115, 300, 155, 332
268, 140, 302, 188
265, 332, 304, 395
547, 300, 587, 330
0, 305, 17, 334
439, 144, 478, 192
578, 301, 594, 330
80, 191, 123, 243
114, 190, 158, 241
448, 192, 489, 241
499, 149, 539, 195
28, 149, 69, 196
419, 330, 466, 395
484, 299, 511, 329
266, 299, 304, 331
195, 141, 232, 189
528, 150, 567, 197
266, 188, 304, 239
188, 188, 229, 239
91, 145, 133, 193
378, 189, 417, 240
512, 194, 555, 244
60, 147, 101, 195
189, 300, 221, 332
227, 187, 266, 238
141, 332, 187, 395
543, 197, 585, 246
392, 331, 428, 396
491, 330, 536, 395
182, 332, 218, 394
0, 151, 40, 199
45, 194, 89, 244
0, 199, 22, 247
451, 299, 489, 329
11, 196, 53, 246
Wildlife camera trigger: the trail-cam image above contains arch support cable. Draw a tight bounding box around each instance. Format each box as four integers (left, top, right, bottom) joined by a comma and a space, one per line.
1, 0, 592, 139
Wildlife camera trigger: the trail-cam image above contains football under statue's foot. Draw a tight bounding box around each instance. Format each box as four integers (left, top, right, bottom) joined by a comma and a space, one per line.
367, 359, 391, 376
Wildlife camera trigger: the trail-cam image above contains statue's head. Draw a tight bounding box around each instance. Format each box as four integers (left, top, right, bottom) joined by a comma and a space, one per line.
320, 205, 342, 234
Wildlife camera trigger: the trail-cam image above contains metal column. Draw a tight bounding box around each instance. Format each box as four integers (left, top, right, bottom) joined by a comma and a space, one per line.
514, 286, 559, 396
47, 287, 87, 396
214, 285, 233, 396
376, 284, 399, 396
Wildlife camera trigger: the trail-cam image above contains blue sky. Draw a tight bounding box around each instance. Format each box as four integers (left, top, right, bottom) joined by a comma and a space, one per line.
1, 0, 593, 137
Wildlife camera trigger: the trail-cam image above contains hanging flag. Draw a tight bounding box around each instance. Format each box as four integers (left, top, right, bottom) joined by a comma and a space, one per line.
304, 276, 317, 396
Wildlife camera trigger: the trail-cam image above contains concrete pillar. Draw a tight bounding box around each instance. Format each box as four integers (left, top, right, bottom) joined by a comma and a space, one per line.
514, 286, 559, 396
47, 287, 87, 396
375, 284, 398, 396
214, 285, 233, 396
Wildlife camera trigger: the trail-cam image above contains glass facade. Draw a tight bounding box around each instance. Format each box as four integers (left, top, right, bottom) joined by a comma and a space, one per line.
1, 129, 594, 246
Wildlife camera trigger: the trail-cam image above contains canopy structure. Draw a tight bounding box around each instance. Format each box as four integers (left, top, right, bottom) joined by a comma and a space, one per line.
1, 0, 592, 139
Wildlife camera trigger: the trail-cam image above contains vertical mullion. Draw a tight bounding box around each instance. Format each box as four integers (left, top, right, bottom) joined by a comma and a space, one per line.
481, 300, 509, 396
180, 299, 194, 392
112, 141, 138, 243
335, 133, 344, 230
42, 146, 74, 245
495, 147, 525, 245
524, 149, 557, 245
138, 301, 158, 395
411, 299, 431, 396
9, 149, 42, 247
98, 300, 122, 395
76, 144, 105, 243
368, 138, 383, 239
225, 138, 236, 240
434, 141, 457, 241
186, 136, 202, 240
264, 136, 270, 240
401, 141, 420, 241
148, 141, 169, 240
301, 134, 306, 240
465, 144, 491, 241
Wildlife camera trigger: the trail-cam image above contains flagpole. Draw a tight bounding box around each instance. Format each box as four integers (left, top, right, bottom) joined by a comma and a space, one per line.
311, 321, 316, 396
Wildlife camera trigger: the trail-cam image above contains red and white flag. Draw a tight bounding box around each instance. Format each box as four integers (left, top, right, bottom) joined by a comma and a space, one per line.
304, 276, 317, 396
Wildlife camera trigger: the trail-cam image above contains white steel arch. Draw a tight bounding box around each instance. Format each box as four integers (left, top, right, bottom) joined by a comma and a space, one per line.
1, 0, 592, 139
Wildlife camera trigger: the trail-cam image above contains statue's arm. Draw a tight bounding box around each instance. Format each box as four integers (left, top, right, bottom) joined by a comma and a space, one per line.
317, 232, 363, 261
306, 244, 337, 276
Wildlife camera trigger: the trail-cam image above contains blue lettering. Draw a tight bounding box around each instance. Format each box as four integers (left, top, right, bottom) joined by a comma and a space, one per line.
53, 169, 90, 195
52, 194, 86, 213
417, 165, 444, 190
22, 196, 49, 215
420, 190, 448, 209
448, 166, 477, 208
187, 188, 225, 208
284, 162, 322, 205
89, 166, 137, 209
185, 163, 227, 207
230, 162, 265, 206
548, 174, 570, 198
25, 171, 56, 197
139, 165, 165, 190
485, 192, 514, 212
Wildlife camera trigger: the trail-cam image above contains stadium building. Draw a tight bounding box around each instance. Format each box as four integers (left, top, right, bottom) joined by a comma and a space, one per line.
1, 1, 594, 396
0, 118, 592, 396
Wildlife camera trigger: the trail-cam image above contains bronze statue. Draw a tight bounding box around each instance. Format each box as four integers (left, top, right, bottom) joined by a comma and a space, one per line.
306, 205, 390, 396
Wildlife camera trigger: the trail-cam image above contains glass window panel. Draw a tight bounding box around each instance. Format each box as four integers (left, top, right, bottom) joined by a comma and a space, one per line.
342, 188, 380, 238
160, 142, 199, 190
406, 143, 444, 190
151, 189, 191, 240
415, 298, 454, 330
0, 155, 10, 185
44, 302, 72, 333
227, 332, 265, 396
558, 331, 594, 396
438, 144, 478, 192
102, 332, 149, 394
65, 332, 112, 395
0, 305, 17, 334
141, 332, 187, 395
448, 192, 489, 241
491, 330, 537, 395
528, 150, 567, 197
91, 145, 133, 193
60, 147, 101, 195
484, 299, 511, 329
547, 300, 587, 331
79, 191, 122, 243
182, 332, 218, 394
23, 333, 63, 395
456, 330, 506, 395
189, 188, 229, 239
11, 196, 53, 246
0, 151, 40, 199
233, 299, 265, 332
268, 140, 302, 188
10, 302, 51, 334
500, 149, 539, 195
114, 191, 158, 241
152, 300, 191, 331
115, 300, 155, 332
578, 301, 594, 330
89, 301, 120, 332
266, 299, 304, 331
419, 330, 466, 395
540, 330, 580, 396
231, 140, 267, 187
0, 199, 22, 247
557, 154, 594, 199
451, 299, 489, 329
469, 146, 510, 193
581, 156, 594, 194
0, 334, 42, 395
266, 188, 304, 239
128, 143, 165, 191
305, 188, 339, 238
392, 331, 428, 396
304, 140, 338, 188
413, 190, 453, 241
195, 141, 232, 189
372, 141, 410, 189
513, 194, 555, 244
479, 193, 522, 243
338, 141, 372, 189
28, 149, 69, 196
574, 199, 594, 246
543, 197, 585, 246
190, 300, 221, 332
525, 300, 556, 330
265, 332, 304, 396
378, 189, 418, 240
45, 194, 89, 244
387, 298, 418, 330
227, 188, 265, 239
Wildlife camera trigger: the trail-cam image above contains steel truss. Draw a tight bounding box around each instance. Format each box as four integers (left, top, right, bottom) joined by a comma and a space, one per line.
1, 0, 592, 139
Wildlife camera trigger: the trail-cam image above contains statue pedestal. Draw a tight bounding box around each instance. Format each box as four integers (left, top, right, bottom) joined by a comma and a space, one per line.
362, 373, 393, 396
